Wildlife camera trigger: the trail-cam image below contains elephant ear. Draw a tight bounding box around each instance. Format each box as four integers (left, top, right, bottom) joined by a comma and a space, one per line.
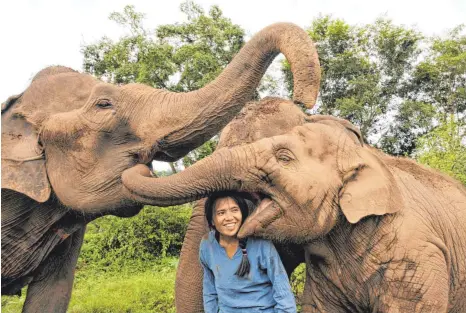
1, 93, 51, 202
331, 122, 403, 224
338, 144, 403, 224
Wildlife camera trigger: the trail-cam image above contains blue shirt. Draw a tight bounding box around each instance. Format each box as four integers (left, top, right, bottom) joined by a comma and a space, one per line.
199, 230, 297, 313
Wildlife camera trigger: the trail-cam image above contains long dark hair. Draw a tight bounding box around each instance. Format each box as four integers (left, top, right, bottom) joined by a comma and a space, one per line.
205, 191, 253, 277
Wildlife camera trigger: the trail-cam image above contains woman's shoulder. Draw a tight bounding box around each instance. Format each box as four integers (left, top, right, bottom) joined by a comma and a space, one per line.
199, 231, 216, 263
200, 230, 216, 248
247, 237, 276, 251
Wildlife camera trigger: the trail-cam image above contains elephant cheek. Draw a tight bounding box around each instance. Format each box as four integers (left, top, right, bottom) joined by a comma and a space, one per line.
41, 112, 83, 146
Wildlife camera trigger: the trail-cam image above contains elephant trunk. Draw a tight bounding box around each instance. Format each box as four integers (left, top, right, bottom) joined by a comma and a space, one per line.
175, 199, 208, 313
122, 148, 244, 206
150, 23, 320, 160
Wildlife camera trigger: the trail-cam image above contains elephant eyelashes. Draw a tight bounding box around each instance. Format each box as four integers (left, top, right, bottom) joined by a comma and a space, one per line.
96, 99, 113, 109
276, 149, 294, 164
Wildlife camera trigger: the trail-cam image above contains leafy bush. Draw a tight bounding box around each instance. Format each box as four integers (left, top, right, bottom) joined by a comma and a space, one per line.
415, 116, 466, 185
290, 263, 306, 310
78, 204, 192, 271
69, 258, 178, 313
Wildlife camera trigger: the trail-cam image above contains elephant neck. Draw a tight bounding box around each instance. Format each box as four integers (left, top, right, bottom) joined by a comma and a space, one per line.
307, 213, 397, 265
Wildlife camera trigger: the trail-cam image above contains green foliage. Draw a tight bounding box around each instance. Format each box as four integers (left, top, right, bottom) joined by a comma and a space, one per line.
156, 2, 244, 92
1, 293, 25, 313
82, 2, 244, 93
382, 25, 466, 155
182, 136, 218, 167
83, 5, 176, 88
408, 25, 466, 115
415, 116, 466, 185
78, 205, 191, 271
290, 263, 306, 310
380, 100, 437, 155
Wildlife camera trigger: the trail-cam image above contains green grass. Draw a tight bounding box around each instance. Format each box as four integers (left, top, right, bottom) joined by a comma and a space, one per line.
1, 294, 26, 313
1, 258, 178, 313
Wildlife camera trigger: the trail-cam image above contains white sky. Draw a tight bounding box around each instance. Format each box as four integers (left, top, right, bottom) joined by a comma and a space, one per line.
1, 0, 464, 171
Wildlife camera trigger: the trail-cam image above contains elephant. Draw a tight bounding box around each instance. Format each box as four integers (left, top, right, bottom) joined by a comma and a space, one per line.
174, 97, 310, 313
1, 22, 321, 313
122, 110, 466, 312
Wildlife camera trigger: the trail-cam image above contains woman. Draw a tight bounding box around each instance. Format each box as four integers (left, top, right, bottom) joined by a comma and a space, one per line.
199, 191, 297, 313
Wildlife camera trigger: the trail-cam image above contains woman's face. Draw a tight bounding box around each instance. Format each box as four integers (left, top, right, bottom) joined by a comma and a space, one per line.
213, 197, 243, 238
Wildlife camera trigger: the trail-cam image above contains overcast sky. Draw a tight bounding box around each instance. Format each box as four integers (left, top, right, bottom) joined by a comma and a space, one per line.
1, 0, 464, 170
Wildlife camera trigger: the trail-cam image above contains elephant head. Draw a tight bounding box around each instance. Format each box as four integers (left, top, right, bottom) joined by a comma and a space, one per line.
123, 115, 404, 242
1, 22, 320, 216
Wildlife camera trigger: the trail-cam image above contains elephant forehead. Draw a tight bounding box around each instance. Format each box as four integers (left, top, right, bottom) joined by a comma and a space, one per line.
218, 98, 306, 148
16, 73, 97, 125
285, 125, 341, 158
294, 123, 342, 143
88, 83, 121, 101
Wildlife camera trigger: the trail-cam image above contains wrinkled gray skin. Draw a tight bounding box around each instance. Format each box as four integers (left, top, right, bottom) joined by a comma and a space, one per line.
175, 98, 308, 313
1, 23, 320, 313
123, 108, 466, 312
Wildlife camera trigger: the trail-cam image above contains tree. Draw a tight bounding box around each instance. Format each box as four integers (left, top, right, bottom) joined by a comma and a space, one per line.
283, 16, 423, 146
155, 2, 244, 92
407, 25, 466, 117
382, 24, 466, 155
83, 2, 244, 92
82, 6, 176, 88
82, 2, 245, 169
414, 116, 466, 185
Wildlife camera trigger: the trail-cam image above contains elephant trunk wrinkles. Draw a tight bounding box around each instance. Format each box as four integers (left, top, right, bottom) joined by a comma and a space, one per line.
122, 149, 242, 206
151, 23, 320, 159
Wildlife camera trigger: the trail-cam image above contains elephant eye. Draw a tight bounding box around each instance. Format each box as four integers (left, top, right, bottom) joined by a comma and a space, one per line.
96, 99, 113, 109
276, 149, 294, 164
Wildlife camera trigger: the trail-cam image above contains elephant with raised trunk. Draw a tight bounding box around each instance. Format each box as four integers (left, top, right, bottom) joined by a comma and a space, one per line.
1, 23, 320, 313
123, 111, 466, 312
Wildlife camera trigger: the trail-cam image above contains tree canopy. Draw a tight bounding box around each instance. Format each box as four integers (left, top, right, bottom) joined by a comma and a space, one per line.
382, 24, 466, 155
83, 2, 244, 92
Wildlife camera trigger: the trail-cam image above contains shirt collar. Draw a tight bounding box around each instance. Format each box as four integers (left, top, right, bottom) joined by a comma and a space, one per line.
208, 230, 216, 243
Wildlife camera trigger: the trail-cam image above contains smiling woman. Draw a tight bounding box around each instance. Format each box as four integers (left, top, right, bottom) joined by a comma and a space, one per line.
199, 191, 297, 313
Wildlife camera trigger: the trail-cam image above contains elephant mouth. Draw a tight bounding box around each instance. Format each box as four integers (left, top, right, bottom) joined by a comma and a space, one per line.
133, 145, 174, 175
132, 138, 190, 177
238, 194, 284, 238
